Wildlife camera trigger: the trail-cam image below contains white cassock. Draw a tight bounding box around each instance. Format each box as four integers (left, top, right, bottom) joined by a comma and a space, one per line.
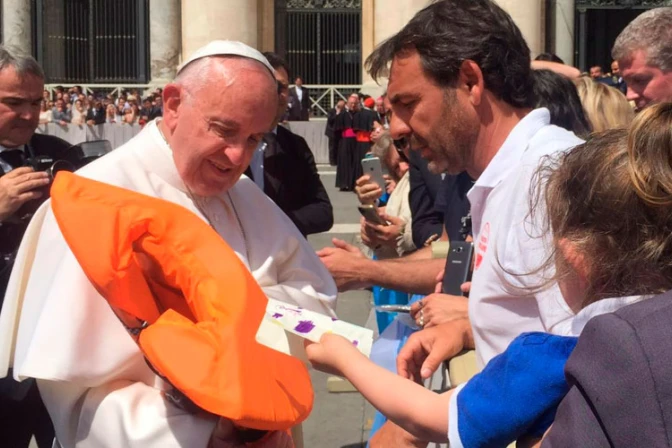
0, 121, 337, 447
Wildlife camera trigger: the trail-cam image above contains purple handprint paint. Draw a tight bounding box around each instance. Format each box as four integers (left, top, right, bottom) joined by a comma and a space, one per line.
294, 320, 316, 334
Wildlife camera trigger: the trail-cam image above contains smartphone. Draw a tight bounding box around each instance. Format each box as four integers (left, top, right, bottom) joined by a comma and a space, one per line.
361, 157, 386, 191
375, 304, 412, 313
357, 204, 388, 226
442, 241, 474, 296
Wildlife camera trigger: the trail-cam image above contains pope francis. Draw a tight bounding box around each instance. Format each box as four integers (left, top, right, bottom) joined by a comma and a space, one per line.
0, 41, 337, 447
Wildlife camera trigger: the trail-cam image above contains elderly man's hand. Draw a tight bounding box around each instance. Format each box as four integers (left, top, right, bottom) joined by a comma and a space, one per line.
355, 175, 383, 205
369, 421, 429, 448
0, 167, 50, 221
208, 419, 294, 448
316, 238, 370, 292
365, 214, 404, 248
409, 293, 468, 329
397, 319, 472, 382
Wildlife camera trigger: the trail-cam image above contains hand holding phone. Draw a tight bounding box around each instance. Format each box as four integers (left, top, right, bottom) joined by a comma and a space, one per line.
360, 157, 386, 190
442, 242, 474, 296
358, 204, 388, 226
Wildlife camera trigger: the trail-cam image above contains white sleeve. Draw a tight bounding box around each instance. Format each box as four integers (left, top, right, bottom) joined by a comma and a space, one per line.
38, 379, 217, 448
233, 179, 337, 317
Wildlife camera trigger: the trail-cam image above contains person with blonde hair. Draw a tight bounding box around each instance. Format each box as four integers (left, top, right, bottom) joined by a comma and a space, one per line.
574, 76, 634, 132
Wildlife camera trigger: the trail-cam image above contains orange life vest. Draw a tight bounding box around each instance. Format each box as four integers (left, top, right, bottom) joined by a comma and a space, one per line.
49, 172, 313, 431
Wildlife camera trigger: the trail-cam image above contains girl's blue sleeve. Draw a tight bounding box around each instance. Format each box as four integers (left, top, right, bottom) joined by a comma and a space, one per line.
448, 333, 577, 448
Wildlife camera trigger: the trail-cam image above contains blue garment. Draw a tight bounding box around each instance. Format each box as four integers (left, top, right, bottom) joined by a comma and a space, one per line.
453, 332, 578, 448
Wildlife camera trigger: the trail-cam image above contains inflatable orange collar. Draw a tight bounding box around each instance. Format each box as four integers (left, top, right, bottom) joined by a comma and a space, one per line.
50, 172, 313, 431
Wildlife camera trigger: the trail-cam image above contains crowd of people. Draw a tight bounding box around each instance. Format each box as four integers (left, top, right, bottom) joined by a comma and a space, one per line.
39, 85, 164, 126
0, 1, 672, 448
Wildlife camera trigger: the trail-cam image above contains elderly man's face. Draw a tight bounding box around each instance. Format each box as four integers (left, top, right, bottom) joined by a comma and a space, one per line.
375, 98, 386, 114
387, 50, 479, 175
620, 49, 672, 111
166, 61, 278, 197
0, 67, 42, 147
611, 61, 620, 75
347, 95, 359, 111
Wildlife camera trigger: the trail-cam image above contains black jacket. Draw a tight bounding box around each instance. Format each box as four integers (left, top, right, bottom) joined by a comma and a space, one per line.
287, 86, 311, 121
408, 150, 444, 247
245, 125, 333, 236
85, 106, 106, 125
544, 289, 672, 448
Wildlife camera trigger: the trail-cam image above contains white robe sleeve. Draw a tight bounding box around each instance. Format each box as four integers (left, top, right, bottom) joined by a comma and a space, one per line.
38, 379, 216, 448
231, 178, 337, 317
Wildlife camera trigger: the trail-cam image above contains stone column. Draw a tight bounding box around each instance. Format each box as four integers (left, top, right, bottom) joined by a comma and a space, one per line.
495, 0, 544, 57
149, 0, 181, 84
2, 0, 32, 55
257, 0, 275, 53
361, 0, 427, 91
554, 0, 575, 66
181, 0, 258, 61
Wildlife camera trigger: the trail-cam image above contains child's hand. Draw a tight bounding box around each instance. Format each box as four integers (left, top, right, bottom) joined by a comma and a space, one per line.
305, 333, 361, 377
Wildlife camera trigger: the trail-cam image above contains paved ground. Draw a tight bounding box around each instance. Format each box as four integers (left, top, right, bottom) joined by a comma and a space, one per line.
301, 165, 378, 448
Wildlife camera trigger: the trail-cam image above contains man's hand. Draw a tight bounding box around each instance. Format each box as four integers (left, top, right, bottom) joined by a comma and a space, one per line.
86, 119, 95, 126
365, 214, 405, 248
397, 319, 472, 381
355, 175, 383, 205
0, 167, 50, 221
369, 421, 428, 448
316, 238, 370, 291
409, 293, 468, 329
208, 419, 294, 448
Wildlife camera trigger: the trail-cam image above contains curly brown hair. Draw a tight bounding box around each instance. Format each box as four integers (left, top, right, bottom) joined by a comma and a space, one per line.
536, 103, 672, 308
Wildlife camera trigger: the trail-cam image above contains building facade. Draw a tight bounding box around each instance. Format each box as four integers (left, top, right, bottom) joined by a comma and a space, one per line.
1, 0, 670, 88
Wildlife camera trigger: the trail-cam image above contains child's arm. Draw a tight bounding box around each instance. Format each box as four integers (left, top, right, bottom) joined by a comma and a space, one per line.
306, 333, 452, 442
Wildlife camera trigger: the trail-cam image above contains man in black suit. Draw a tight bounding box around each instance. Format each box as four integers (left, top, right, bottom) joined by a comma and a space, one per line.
244, 53, 333, 237
287, 76, 311, 121
0, 45, 71, 448
85, 99, 106, 125
325, 99, 345, 166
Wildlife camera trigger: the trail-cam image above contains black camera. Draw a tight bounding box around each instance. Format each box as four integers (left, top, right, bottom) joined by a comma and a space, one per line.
13, 155, 76, 222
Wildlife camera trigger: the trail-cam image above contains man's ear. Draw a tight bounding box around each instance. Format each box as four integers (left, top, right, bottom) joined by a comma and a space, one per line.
161, 83, 183, 132
458, 60, 485, 107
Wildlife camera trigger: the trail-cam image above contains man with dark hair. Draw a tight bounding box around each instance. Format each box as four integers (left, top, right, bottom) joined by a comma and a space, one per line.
318, 2, 583, 444
0, 45, 71, 448
287, 75, 311, 121
612, 6, 672, 111
85, 98, 106, 125
245, 52, 333, 236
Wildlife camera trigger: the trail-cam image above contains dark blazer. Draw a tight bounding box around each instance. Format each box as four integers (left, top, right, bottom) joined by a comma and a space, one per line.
85, 106, 106, 125
543, 290, 672, 448
245, 125, 333, 236
325, 107, 340, 139
408, 149, 444, 248
287, 86, 311, 121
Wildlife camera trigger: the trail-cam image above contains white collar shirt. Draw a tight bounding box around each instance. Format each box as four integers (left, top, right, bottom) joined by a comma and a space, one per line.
467, 108, 584, 368
295, 86, 303, 102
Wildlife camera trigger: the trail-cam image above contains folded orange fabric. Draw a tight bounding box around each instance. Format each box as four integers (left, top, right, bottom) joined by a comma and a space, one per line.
49, 172, 313, 430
